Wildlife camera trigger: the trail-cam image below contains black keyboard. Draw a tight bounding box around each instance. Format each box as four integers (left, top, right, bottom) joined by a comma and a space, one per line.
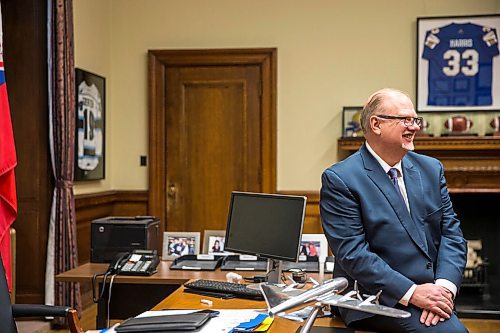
184, 279, 263, 300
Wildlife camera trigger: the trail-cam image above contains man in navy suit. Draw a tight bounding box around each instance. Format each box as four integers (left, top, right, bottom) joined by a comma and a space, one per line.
320, 89, 468, 332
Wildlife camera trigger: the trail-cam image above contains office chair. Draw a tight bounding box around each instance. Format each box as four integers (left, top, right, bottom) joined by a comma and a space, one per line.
0, 255, 84, 333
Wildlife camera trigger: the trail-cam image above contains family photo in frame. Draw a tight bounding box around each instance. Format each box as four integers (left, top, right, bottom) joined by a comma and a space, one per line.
74, 68, 106, 181
416, 14, 500, 112
299, 234, 328, 259
162, 232, 200, 260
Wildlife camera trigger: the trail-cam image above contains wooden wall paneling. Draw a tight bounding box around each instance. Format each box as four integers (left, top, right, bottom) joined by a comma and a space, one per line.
75, 190, 149, 264
3, 0, 50, 304
279, 191, 322, 234
75, 190, 148, 308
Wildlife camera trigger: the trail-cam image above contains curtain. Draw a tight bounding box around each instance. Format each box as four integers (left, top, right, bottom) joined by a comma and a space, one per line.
45, 0, 81, 324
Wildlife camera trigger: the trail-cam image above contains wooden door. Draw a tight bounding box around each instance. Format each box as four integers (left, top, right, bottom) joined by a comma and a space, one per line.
148, 49, 276, 235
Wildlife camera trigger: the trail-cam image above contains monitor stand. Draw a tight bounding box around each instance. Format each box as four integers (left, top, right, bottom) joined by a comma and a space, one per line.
266, 258, 283, 285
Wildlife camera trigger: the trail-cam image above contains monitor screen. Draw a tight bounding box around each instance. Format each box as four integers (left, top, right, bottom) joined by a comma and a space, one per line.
224, 192, 307, 262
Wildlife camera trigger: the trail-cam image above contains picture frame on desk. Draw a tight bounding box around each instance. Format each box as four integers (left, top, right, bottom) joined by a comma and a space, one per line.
299, 234, 328, 261
162, 232, 200, 260
202, 230, 232, 255
74, 68, 105, 181
416, 14, 500, 112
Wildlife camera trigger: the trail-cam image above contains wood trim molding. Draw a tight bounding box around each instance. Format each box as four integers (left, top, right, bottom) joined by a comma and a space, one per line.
278, 191, 322, 234
75, 190, 149, 264
278, 191, 319, 203
338, 136, 500, 151
75, 190, 148, 209
338, 137, 500, 192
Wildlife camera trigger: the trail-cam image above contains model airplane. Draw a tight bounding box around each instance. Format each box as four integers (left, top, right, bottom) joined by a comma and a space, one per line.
259, 277, 410, 333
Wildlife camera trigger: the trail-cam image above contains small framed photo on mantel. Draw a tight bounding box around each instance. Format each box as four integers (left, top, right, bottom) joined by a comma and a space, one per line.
416, 14, 500, 112
74, 68, 105, 181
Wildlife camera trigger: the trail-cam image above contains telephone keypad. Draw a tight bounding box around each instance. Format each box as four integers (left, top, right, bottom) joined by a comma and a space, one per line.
110, 249, 159, 276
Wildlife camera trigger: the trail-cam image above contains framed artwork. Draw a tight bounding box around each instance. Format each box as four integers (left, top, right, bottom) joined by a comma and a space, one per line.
299, 234, 328, 260
162, 232, 201, 260
74, 68, 105, 180
342, 106, 363, 137
202, 230, 229, 254
417, 14, 500, 112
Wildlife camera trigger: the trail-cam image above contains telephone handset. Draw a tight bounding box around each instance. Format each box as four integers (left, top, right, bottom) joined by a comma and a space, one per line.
93, 249, 160, 304
107, 249, 159, 276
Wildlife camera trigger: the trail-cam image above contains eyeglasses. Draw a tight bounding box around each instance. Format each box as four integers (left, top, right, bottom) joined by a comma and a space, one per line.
375, 115, 424, 127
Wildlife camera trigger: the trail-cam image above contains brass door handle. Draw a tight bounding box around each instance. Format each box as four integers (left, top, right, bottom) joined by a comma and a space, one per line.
167, 184, 178, 199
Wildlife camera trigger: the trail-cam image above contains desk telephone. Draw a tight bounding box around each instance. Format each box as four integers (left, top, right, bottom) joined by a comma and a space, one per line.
107, 249, 159, 276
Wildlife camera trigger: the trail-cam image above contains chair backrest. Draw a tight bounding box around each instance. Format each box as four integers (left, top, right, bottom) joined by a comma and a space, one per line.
0, 255, 18, 333
1, 254, 83, 333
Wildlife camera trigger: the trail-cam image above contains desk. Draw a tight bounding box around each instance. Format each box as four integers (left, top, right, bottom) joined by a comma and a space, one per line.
152, 283, 362, 332
56, 262, 308, 328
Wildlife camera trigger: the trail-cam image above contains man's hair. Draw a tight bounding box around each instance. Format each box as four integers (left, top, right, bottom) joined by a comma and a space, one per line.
360, 88, 410, 132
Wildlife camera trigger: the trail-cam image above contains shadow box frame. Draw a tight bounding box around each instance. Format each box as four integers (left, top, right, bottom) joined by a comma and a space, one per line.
74, 68, 106, 181
416, 14, 500, 113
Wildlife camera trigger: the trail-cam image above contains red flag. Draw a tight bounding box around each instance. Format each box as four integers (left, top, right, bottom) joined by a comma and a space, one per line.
0, 4, 17, 292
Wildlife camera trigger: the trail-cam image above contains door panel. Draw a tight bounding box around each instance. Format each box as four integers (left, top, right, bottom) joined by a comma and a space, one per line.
166, 66, 261, 231
148, 49, 277, 238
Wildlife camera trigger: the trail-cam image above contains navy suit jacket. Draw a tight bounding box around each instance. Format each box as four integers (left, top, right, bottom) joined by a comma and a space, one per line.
320, 144, 467, 325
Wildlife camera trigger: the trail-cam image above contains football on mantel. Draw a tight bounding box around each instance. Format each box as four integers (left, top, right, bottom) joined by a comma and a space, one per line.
444, 115, 473, 133
490, 116, 500, 132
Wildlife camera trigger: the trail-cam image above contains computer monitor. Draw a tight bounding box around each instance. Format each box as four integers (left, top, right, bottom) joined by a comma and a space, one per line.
224, 191, 307, 284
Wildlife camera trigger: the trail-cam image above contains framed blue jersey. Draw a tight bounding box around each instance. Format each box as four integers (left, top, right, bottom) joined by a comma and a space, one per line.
417, 15, 500, 112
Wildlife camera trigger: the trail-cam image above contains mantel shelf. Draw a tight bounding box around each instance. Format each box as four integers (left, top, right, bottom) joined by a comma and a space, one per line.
337, 136, 500, 193
338, 136, 500, 152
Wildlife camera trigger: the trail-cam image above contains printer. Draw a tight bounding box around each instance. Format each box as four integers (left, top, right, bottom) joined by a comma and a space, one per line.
91, 216, 160, 263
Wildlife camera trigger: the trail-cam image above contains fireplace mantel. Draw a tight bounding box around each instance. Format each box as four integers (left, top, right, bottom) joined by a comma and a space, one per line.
338, 137, 500, 193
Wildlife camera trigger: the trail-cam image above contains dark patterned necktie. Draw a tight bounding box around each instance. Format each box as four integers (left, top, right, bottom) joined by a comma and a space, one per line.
388, 168, 405, 203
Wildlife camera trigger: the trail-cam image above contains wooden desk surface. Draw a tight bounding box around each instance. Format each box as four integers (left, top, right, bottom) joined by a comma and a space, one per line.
57, 262, 371, 332
55, 261, 266, 284
152, 284, 353, 332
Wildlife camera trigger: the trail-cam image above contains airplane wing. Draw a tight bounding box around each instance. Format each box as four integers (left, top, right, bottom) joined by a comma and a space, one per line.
321, 292, 410, 318
261, 278, 349, 317
260, 278, 410, 319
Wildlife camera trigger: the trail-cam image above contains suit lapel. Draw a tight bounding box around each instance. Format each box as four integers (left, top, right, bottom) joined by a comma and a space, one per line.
360, 145, 429, 258
402, 157, 429, 254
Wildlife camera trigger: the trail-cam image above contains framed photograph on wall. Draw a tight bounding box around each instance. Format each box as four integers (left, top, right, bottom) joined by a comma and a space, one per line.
162, 232, 200, 260
74, 68, 105, 181
342, 106, 363, 137
416, 14, 500, 112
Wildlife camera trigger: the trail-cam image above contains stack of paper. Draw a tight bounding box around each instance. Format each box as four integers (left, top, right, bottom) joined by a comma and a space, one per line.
131, 309, 273, 332
229, 313, 274, 332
